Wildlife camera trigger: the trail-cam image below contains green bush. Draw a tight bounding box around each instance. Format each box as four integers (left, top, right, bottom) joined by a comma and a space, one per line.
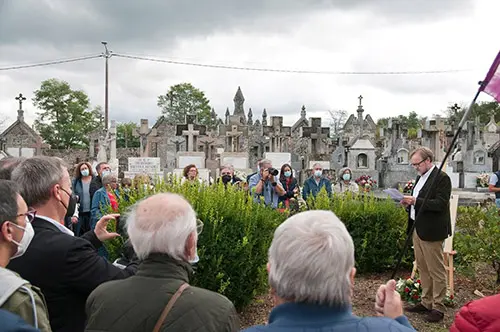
307, 188, 412, 272
454, 205, 500, 284
105, 179, 286, 310
101, 181, 410, 309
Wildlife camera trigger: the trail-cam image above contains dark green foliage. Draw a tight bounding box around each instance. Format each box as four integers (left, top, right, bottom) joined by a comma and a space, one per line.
103, 182, 410, 309
454, 205, 500, 284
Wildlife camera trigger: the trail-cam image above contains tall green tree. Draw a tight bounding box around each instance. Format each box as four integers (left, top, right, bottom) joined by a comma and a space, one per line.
116, 122, 140, 148
33, 79, 101, 149
444, 101, 500, 126
157, 83, 214, 127
376, 111, 424, 139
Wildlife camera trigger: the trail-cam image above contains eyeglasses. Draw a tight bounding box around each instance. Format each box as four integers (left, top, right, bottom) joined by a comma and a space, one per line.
411, 159, 426, 167
15, 210, 36, 223
196, 219, 204, 235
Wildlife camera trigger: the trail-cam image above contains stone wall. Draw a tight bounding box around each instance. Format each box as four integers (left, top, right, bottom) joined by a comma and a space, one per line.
378, 160, 418, 188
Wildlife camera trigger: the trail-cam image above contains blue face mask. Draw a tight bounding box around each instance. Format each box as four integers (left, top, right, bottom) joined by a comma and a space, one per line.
101, 170, 111, 178
81, 169, 89, 177
284, 171, 292, 177
342, 173, 351, 181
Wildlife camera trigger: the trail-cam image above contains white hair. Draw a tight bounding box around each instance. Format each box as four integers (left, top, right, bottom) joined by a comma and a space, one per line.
126, 193, 197, 261
268, 210, 355, 307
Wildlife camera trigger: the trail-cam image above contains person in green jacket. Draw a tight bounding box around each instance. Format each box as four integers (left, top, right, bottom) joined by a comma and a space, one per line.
85, 193, 239, 332
0, 180, 52, 331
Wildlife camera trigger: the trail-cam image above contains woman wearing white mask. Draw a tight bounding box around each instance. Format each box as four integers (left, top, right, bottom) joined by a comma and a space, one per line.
334, 167, 359, 193
0, 180, 51, 331
71, 162, 94, 236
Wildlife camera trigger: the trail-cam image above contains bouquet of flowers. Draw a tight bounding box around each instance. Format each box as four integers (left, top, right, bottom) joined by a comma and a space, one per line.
396, 276, 422, 304
403, 180, 416, 194
355, 175, 377, 192
476, 173, 490, 188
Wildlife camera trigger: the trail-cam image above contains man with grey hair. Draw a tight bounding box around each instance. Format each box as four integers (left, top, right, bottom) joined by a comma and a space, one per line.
249, 159, 285, 208
219, 164, 242, 187
302, 162, 332, 201
7, 156, 137, 332
86, 193, 239, 332
243, 210, 415, 332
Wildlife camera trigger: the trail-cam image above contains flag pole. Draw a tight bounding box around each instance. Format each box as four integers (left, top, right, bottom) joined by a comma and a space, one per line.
390, 86, 482, 280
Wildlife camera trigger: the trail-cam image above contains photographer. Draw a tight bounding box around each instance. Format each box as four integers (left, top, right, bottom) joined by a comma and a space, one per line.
249, 159, 285, 209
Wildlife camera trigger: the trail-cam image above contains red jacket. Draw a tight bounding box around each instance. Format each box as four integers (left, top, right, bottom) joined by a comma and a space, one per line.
450, 294, 500, 332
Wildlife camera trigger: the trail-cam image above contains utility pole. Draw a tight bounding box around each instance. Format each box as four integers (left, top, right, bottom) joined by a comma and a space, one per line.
101, 41, 113, 130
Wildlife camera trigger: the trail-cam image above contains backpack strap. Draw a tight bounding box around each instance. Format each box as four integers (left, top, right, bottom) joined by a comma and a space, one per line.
153, 283, 190, 332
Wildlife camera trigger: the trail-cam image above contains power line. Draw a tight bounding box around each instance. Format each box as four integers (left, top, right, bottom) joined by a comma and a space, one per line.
0, 54, 102, 71
0, 51, 473, 75
113, 53, 471, 75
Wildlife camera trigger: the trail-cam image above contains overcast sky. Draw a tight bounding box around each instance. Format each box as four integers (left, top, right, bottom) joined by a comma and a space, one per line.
0, 0, 498, 130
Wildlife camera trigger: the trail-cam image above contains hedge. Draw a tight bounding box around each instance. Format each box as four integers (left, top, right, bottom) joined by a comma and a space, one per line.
103, 180, 411, 309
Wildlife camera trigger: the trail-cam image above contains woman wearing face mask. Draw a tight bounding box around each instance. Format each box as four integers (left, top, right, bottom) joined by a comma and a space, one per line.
278, 164, 298, 209
71, 162, 94, 236
334, 167, 359, 193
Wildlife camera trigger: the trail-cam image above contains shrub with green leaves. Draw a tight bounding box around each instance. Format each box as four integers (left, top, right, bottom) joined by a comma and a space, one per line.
307, 188, 412, 272
454, 205, 500, 284
105, 180, 287, 309
102, 181, 410, 309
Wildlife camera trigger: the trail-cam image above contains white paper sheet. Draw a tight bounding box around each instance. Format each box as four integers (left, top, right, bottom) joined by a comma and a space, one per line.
383, 188, 404, 201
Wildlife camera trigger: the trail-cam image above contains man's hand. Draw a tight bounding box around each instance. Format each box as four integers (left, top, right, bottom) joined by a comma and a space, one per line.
375, 279, 403, 319
401, 196, 415, 206
71, 216, 78, 224
94, 214, 120, 242
262, 169, 270, 181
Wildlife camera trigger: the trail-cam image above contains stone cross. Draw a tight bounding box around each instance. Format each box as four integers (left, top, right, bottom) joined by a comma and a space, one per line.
175, 115, 207, 152
108, 120, 117, 160
301, 118, 330, 156
263, 116, 291, 152
358, 95, 363, 106
253, 136, 269, 158
226, 125, 243, 152
133, 119, 157, 157
15, 93, 26, 110
182, 124, 200, 152
15, 93, 26, 122
28, 136, 48, 156
171, 139, 185, 153
199, 137, 215, 160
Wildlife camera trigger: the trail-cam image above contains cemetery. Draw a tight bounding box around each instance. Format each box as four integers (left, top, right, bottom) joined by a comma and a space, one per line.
1, 87, 500, 331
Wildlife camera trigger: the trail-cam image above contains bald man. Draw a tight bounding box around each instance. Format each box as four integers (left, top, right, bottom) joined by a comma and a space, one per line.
85, 193, 239, 332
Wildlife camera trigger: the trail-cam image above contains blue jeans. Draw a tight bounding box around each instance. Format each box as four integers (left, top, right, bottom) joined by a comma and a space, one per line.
496, 198, 500, 208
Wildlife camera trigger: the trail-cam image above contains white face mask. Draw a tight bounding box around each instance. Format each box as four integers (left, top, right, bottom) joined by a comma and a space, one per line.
314, 170, 323, 177
11, 218, 35, 259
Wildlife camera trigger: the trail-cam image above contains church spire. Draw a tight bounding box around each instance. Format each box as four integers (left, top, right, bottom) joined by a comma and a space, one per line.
233, 86, 246, 125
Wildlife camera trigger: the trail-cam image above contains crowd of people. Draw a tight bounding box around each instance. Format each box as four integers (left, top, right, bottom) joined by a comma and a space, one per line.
0, 152, 498, 331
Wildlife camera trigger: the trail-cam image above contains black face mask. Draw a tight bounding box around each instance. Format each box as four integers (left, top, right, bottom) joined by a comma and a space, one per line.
221, 175, 232, 184
60, 188, 77, 218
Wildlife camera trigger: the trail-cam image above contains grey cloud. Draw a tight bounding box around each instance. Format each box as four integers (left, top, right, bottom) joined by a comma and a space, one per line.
0, 0, 473, 52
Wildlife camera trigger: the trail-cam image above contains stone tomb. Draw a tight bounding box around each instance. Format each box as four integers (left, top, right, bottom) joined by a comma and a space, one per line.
123, 157, 164, 180
264, 152, 291, 174
174, 152, 211, 183
308, 161, 331, 170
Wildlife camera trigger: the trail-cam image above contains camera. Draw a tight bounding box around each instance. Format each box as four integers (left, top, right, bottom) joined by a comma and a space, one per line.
267, 168, 279, 176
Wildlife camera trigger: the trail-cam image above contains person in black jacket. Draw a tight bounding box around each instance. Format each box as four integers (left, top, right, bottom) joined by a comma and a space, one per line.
89, 162, 111, 201
7, 156, 137, 332
401, 147, 451, 323
278, 164, 298, 210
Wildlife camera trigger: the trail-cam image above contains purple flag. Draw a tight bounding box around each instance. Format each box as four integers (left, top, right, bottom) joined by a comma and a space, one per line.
480, 51, 500, 103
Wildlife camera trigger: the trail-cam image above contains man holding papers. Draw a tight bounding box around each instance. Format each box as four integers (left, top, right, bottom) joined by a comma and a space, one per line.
400, 147, 452, 323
